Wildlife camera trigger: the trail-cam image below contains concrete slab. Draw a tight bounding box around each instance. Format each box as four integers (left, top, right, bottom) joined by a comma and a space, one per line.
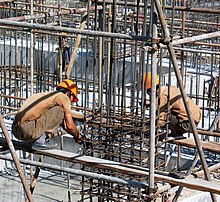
0, 169, 82, 202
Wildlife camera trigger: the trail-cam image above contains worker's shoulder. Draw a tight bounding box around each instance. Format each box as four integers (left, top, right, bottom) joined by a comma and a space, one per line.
54, 92, 70, 103
63, 45, 70, 52
27, 91, 65, 103
159, 86, 180, 97
32, 91, 59, 98
160, 85, 178, 92
31, 91, 69, 103
63, 44, 70, 49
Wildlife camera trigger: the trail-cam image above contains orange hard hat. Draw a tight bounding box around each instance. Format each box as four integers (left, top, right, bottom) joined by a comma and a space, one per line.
143, 72, 159, 89
56, 79, 79, 102
55, 32, 67, 39
61, 32, 68, 36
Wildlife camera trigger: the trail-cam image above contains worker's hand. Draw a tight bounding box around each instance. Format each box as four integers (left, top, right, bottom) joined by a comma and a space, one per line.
75, 132, 83, 144
145, 101, 150, 108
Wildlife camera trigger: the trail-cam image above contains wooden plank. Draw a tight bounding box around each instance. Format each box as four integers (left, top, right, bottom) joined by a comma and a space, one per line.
0, 0, 14, 3
197, 129, 220, 138
171, 138, 220, 153
0, 137, 220, 194
28, 148, 220, 194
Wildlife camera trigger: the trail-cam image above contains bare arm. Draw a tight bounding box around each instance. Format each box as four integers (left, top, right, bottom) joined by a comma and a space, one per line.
158, 111, 167, 127
71, 111, 85, 120
64, 113, 83, 143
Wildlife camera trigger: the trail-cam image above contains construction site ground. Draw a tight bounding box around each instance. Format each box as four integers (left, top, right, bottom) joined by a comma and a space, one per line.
0, 0, 220, 201
0, 135, 219, 202
0, 169, 81, 202
0, 164, 219, 202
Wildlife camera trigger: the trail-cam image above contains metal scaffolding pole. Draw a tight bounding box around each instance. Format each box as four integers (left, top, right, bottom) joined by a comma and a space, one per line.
0, 154, 149, 189
0, 115, 34, 202
172, 31, 220, 46
0, 1, 220, 201
173, 112, 220, 201
153, 0, 217, 201
148, 2, 158, 198
0, 19, 150, 41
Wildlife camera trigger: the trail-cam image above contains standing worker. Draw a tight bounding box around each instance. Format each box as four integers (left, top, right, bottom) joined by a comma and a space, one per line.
143, 72, 202, 139
12, 79, 82, 147
56, 32, 71, 78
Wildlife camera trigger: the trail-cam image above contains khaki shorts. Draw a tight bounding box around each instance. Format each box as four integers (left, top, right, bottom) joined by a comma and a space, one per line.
12, 106, 64, 142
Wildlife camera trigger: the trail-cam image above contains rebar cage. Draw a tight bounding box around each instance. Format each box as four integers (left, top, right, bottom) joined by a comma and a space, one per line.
0, 0, 219, 201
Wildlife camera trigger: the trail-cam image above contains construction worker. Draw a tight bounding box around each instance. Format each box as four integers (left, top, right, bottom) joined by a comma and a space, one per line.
56, 32, 71, 77
12, 79, 82, 147
143, 72, 202, 139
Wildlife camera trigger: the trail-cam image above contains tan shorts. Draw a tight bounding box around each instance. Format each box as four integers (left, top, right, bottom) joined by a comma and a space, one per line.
12, 106, 64, 142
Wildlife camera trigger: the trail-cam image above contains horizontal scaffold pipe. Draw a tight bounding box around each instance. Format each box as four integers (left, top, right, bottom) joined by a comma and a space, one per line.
0, 154, 149, 189
197, 129, 220, 138
0, 137, 220, 194
0, 0, 13, 3
97, 0, 220, 14
3, 5, 102, 21
0, 19, 150, 41
171, 31, 220, 46
171, 46, 220, 55
157, 31, 220, 48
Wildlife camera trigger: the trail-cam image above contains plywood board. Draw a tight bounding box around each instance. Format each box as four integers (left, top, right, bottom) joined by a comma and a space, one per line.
171, 138, 220, 153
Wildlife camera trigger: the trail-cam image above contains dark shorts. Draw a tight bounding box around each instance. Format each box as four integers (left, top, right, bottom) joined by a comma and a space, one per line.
168, 113, 193, 135
12, 106, 64, 142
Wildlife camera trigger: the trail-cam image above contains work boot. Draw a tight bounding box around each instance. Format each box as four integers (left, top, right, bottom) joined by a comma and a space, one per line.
31, 142, 58, 150
35, 133, 46, 144
32, 134, 58, 150
169, 133, 186, 140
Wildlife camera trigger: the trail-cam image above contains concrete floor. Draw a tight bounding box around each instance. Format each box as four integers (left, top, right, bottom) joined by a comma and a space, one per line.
0, 168, 219, 202
0, 133, 84, 202
0, 168, 82, 202
0, 132, 219, 202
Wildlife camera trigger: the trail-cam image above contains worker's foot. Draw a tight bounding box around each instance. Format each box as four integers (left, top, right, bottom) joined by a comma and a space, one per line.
31, 142, 58, 150
169, 133, 186, 140
158, 134, 167, 141
158, 132, 186, 141
45, 129, 58, 141
35, 133, 46, 144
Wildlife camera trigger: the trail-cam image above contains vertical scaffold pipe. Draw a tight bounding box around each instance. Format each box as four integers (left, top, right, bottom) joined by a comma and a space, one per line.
148, 4, 158, 198
153, 0, 216, 201
0, 114, 34, 202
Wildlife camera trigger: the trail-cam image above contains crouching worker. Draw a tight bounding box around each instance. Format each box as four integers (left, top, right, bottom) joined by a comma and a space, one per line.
12, 79, 82, 147
143, 72, 202, 140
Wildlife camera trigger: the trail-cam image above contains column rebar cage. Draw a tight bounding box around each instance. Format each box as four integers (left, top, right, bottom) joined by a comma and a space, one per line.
0, 0, 219, 201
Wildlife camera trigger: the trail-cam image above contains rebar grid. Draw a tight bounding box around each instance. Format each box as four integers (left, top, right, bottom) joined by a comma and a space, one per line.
0, 0, 219, 201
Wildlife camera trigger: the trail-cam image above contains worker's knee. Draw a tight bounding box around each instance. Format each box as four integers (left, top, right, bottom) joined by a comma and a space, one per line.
12, 121, 41, 142
179, 121, 192, 133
